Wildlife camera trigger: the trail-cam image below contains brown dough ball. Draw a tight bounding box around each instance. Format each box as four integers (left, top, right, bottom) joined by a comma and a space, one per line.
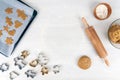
78, 56, 91, 70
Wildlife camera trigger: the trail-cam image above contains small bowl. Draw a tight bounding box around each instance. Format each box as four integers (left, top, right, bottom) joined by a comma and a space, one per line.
94, 3, 112, 20
108, 19, 120, 49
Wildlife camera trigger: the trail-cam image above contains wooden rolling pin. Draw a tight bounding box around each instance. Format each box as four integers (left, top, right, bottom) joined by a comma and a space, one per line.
82, 17, 109, 66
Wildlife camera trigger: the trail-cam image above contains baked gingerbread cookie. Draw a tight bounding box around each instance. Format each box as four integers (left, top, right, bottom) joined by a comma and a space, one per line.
78, 56, 91, 70
14, 20, 23, 28
5, 8, 13, 14
17, 9, 28, 20
5, 37, 14, 45
6, 17, 13, 26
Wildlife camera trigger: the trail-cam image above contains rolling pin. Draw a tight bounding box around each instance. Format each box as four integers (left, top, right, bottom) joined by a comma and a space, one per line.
82, 17, 109, 66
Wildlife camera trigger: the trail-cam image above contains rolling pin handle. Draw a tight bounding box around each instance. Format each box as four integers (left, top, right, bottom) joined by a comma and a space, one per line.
82, 17, 89, 28
104, 57, 110, 67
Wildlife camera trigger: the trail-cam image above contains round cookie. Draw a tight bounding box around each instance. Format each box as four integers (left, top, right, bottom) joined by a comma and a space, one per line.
78, 56, 91, 70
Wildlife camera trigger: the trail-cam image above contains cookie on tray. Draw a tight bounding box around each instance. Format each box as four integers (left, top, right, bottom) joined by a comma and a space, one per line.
6, 17, 13, 26
5, 8, 13, 14
8, 29, 16, 36
4, 26, 9, 32
5, 37, 14, 45
17, 9, 28, 20
14, 20, 23, 28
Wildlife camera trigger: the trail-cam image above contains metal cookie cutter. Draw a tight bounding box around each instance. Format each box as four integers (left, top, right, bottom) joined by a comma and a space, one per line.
25, 70, 37, 78
9, 71, 19, 80
14, 56, 27, 70
14, 56, 24, 61
0, 63, 9, 72
38, 53, 49, 66
52, 65, 61, 74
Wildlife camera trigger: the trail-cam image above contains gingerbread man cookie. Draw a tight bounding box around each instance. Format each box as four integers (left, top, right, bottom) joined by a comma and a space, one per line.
6, 17, 13, 26
17, 9, 28, 20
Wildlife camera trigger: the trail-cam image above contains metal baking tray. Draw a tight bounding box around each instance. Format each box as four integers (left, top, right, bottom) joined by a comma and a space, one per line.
0, 0, 37, 57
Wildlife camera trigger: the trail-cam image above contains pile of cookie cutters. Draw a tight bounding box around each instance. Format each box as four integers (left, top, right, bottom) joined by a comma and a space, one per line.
0, 50, 61, 80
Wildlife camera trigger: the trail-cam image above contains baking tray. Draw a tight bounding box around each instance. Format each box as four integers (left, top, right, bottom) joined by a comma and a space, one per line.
0, 0, 37, 57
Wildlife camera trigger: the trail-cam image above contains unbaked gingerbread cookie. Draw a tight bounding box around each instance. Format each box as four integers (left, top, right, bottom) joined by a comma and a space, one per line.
5, 8, 13, 14
4, 26, 9, 32
5, 37, 13, 45
14, 20, 23, 28
6, 17, 13, 26
17, 9, 28, 20
8, 29, 16, 36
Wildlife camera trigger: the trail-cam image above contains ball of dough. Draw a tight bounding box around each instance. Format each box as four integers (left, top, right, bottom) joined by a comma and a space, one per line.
78, 56, 91, 70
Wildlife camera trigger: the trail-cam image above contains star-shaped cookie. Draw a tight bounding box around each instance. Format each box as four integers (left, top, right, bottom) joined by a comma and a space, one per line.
5, 37, 13, 45
8, 29, 16, 36
5, 8, 13, 14
15, 20, 23, 28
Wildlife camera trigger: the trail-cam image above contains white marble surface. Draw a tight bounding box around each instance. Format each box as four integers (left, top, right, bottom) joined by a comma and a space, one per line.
0, 0, 120, 80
